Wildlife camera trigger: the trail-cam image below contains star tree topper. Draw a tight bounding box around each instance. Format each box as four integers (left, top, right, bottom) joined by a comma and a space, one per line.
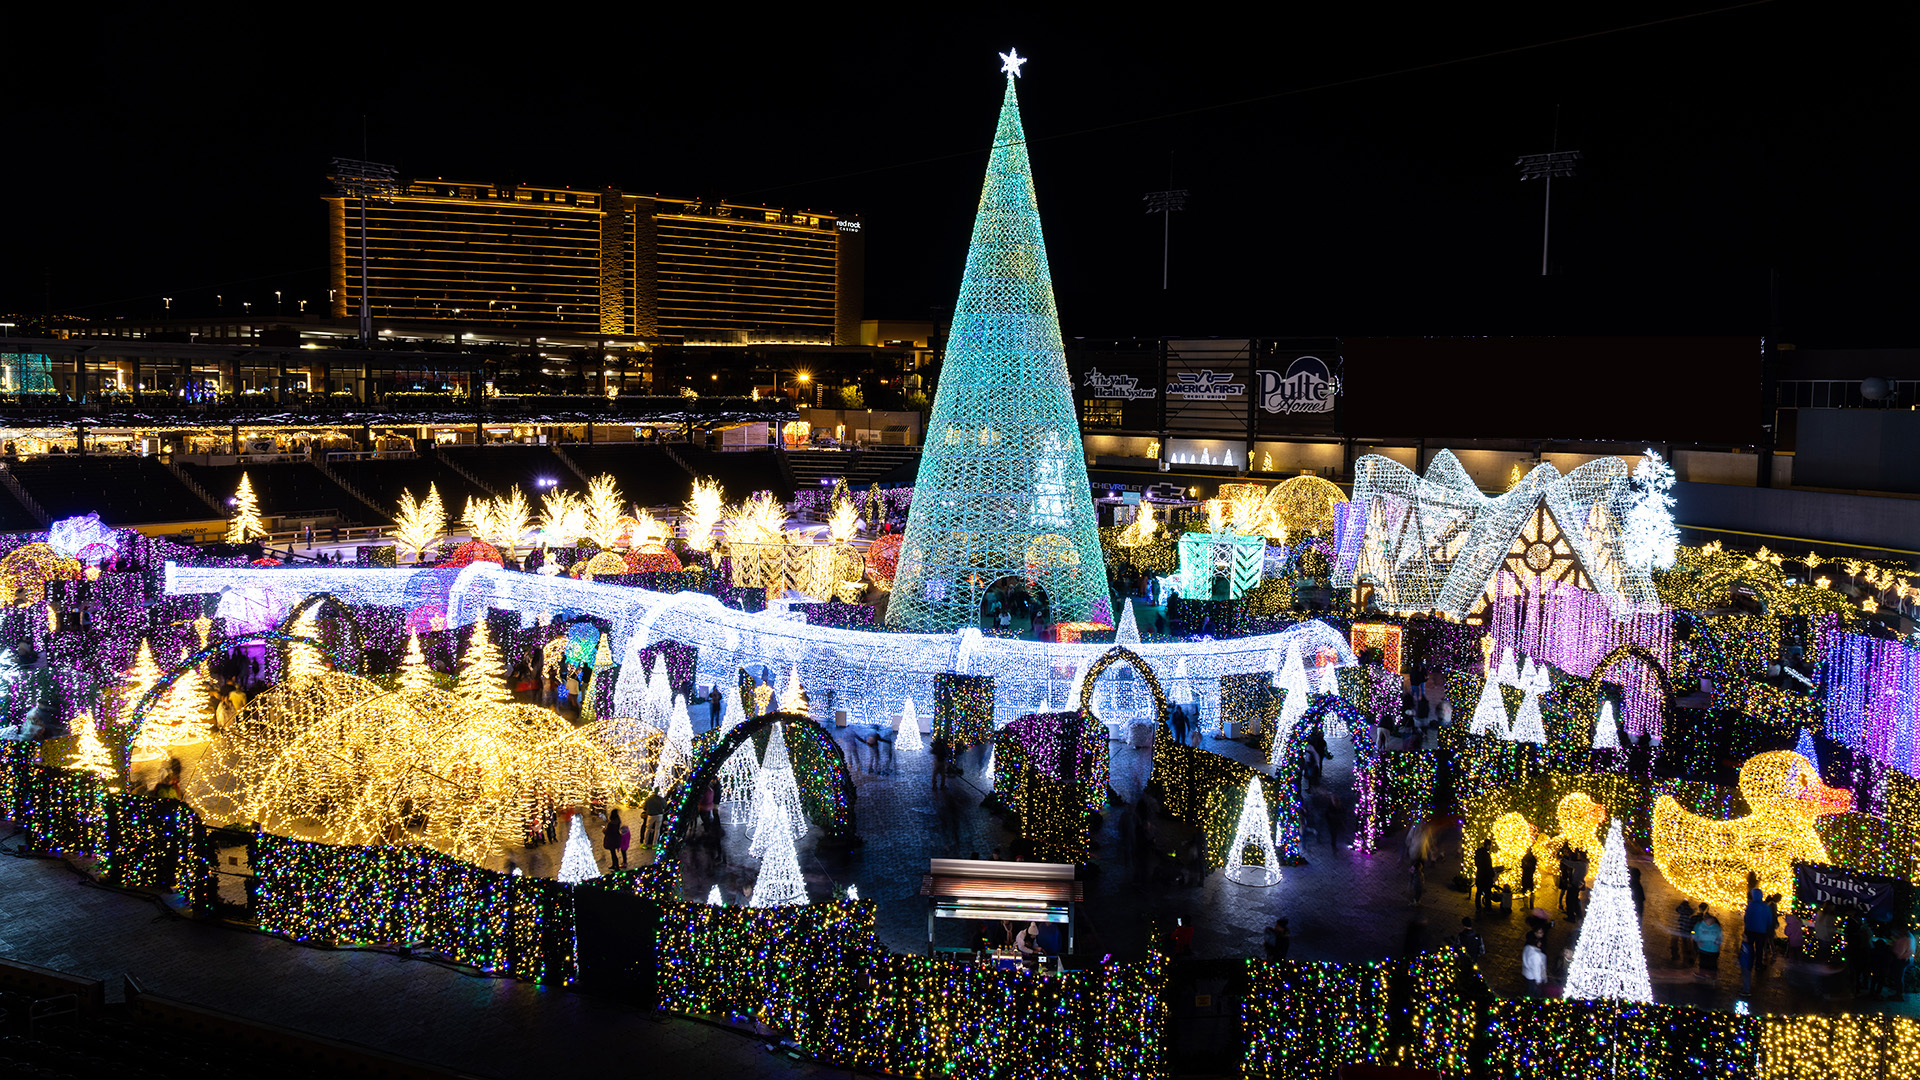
999, 48, 1027, 78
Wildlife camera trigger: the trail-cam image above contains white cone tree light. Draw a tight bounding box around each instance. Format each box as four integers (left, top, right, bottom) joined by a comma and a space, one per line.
653, 694, 694, 792
1269, 643, 1313, 769
1467, 677, 1510, 738
1592, 700, 1621, 750
1222, 779, 1281, 886
557, 813, 602, 884
747, 722, 807, 853
747, 801, 809, 908
896, 696, 924, 752
1508, 685, 1548, 745
1562, 820, 1653, 1003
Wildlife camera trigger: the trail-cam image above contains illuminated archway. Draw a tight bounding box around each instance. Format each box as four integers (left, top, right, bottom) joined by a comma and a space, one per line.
129, 630, 352, 729
655, 711, 857, 877
1076, 646, 1169, 732
274, 593, 367, 673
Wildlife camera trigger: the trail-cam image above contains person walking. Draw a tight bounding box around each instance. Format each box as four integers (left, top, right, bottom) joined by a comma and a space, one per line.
1264, 918, 1290, 960
1744, 889, 1775, 970
604, 808, 625, 869
1519, 848, 1537, 908
1672, 896, 1698, 964
641, 789, 667, 849
1409, 858, 1426, 905
1522, 939, 1547, 995
1694, 906, 1723, 980
1628, 866, 1646, 923
930, 732, 951, 791
1457, 917, 1486, 964
709, 685, 723, 730
1473, 839, 1497, 912
1737, 937, 1756, 996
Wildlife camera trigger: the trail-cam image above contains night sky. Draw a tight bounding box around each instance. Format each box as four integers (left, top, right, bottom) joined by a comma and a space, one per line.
7, 3, 1913, 345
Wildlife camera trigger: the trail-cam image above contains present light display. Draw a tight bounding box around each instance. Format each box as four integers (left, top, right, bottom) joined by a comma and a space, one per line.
885, 60, 1106, 632
1174, 528, 1266, 602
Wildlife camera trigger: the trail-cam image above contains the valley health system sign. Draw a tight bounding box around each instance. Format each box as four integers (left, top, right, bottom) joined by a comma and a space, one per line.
1257, 355, 1340, 414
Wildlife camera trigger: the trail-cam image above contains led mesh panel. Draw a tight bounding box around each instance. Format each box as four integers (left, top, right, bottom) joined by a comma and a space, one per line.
887, 76, 1106, 632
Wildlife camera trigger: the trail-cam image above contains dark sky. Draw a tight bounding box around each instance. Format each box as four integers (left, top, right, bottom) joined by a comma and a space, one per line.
7, 3, 1914, 344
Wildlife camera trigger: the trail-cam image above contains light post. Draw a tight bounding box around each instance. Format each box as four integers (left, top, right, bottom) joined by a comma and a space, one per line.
329, 157, 400, 342
1516, 108, 1580, 276
1143, 188, 1188, 290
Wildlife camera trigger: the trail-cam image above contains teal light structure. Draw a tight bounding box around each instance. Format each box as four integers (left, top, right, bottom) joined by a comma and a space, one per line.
1175, 529, 1266, 601
887, 53, 1107, 633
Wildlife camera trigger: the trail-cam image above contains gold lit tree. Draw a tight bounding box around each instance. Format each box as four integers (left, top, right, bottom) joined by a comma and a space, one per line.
68, 712, 117, 784
226, 472, 266, 543
457, 620, 512, 706
392, 484, 447, 563
582, 474, 626, 550
397, 632, 436, 693
116, 639, 164, 726
539, 489, 587, 546
683, 478, 725, 553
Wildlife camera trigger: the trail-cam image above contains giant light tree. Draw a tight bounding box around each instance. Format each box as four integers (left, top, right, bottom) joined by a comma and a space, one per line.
887, 49, 1107, 632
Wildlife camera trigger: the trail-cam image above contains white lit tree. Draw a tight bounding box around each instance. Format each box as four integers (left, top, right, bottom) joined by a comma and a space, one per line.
1562, 820, 1653, 1003
398, 632, 436, 693
653, 694, 694, 792
747, 800, 809, 908
1315, 661, 1341, 697
720, 683, 747, 733
707, 884, 724, 906
643, 655, 671, 731
718, 734, 760, 819
557, 813, 602, 884
1507, 684, 1548, 744
1622, 449, 1680, 571
1592, 700, 1621, 750
226, 472, 266, 544
1494, 647, 1519, 687
1269, 642, 1313, 769
748, 722, 807, 853
68, 713, 116, 783
456, 620, 512, 705
896, 696, 924, 752
1115, 597, 1141, 646
1519, 656, 1539, 694
1222, 778, 1281, 886
981, 742, 996, 785
1467, 676, 1510, 737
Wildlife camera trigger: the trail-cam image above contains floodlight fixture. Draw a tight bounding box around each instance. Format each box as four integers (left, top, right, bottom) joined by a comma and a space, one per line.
329, 156, 400, 342
1142, 189, 1189, 290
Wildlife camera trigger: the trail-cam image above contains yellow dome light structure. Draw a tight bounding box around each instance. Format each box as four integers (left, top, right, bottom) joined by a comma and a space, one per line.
190, 672, 628, 867
0, 543, 82, 604
1268, 475, 1347, 539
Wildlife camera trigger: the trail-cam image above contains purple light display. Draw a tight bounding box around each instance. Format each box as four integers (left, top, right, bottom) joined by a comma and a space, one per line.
1822, 630, 1920, 778
1484, 573, 1673, 739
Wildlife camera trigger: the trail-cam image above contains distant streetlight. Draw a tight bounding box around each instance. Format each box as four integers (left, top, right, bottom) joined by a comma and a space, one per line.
162, 297, 172, 312
1516, 107, 1580, 277
1143, 189, 1188, 290
330, 156, 400, 342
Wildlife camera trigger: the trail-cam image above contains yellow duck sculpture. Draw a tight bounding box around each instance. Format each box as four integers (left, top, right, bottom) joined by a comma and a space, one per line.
1489, 791, 1610, 891
1652, 750, 1849, 910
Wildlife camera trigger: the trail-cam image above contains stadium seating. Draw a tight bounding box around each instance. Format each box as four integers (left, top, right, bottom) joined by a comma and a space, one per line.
6, 455, 218, 526
176, 462, 369, 523
327, 455, 493, 519
557, 445, 696, 509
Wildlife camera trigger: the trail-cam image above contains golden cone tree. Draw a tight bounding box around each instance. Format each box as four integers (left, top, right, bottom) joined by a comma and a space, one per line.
226, 472, 266, 543
397, 632, 436, 693
457, 620, 512, 705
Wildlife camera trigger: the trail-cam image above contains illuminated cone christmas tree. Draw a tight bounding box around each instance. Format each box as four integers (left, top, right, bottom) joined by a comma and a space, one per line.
1519, 655, 1539, 693
68, 713, 116, 783
1592, 700, 1621, 750
456, 620, 511, 705
748, 801, 809, 908
652, 694, 694, 792
720, 684, 747, 733
780, 665, 810, 715
1315, 661, 1341, 697
117, 639, 162, 726
896, 696, 924, 751
886, 53, 1106, 632
226, 472, 265, 543
288, 606, 328, 680
748, 722, 807, 853
718, 732, 760, 819
1508, 685, 1548, 745
1467, 677, 1510, 737
557, 813, 602, 884
1562, 820, 1653, 1003
1223, 778, 1281, 886
398, 632, 436, 693
1115, 598, 1141, 646
1494, 648, 1519, 687
643, 655, 671, 731
707, 884, 724, 906
1270, 643, 1312, 769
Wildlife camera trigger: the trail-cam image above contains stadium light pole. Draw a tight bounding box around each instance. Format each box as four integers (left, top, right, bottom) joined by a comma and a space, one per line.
329, 157, 399, 342
1516, 109, 1579, 277
1143, 188, 1189, 290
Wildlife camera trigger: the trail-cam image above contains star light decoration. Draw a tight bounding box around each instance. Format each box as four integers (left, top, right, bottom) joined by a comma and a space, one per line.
999, 47, 1026, 77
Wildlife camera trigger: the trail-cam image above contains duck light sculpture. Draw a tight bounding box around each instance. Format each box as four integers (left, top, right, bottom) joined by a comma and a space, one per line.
1652, 750, 1849, 909
1490, 791, 1610, 890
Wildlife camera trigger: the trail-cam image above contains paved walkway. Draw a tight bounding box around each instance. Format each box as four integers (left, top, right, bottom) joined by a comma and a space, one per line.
0, 841, 827, 1080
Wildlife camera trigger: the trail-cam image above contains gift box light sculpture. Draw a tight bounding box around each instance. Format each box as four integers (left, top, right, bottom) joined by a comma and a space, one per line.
886, 55, 1106, 632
